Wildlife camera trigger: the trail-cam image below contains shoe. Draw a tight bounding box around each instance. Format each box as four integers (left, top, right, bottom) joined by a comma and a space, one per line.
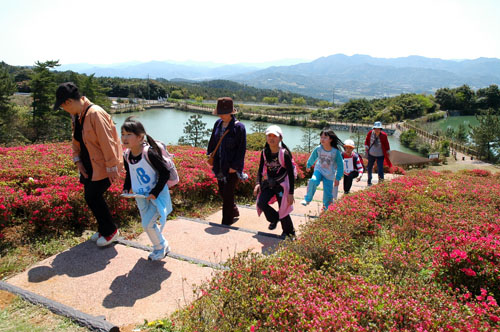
300, 200, 309, 206
367, 183, 372, 187
148, 245, 170, 261
344, 191, 349, 195
222, 219, 236, 226
379, 178, 384, 183
90, 232, 100, 242
281, 231, 296, 240
96, 229, 119, 247
268, 221, 278, 230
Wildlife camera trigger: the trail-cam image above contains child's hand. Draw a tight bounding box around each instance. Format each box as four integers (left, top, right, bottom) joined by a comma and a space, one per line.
146, 194, 156, 200
253, 184, 260, 196
356, 176, 361, 182
334, 179, 339, 186
288, 194, 295, 206
306, 168, 310, 172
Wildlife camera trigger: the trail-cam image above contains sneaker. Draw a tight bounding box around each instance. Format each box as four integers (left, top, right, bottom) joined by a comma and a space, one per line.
367, 183, 372, 187
281, 231, 296, 240
90, 232, 101, 242
300, 200, 309, 206
148, 245, 170, 261
96, 229, 119, 247
268, 221, 278, 230
344, 191, 349, 195
379, 178, 384, 183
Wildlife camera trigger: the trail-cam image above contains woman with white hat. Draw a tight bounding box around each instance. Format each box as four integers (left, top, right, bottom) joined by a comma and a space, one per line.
364, 121, 391, 186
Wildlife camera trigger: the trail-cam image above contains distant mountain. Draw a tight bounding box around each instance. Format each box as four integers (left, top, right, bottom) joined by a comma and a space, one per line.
229, 54, 500, 101
56, 58, 308, 80
56, 55, 500, 101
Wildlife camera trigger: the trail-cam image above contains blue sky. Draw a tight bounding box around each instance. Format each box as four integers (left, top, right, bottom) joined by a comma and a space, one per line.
1, 0, 499, 66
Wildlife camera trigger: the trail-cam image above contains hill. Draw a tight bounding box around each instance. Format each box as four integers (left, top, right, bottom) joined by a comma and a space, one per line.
229, 54, 500, 101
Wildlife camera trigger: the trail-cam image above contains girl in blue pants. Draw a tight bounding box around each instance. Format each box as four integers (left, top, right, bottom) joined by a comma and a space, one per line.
301, 128, 344, 210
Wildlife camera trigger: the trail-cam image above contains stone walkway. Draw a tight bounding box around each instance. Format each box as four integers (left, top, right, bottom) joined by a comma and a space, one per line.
3, 174, 395, 330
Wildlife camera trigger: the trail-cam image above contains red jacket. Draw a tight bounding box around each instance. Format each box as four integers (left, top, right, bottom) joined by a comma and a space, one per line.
364, 130, 392, 168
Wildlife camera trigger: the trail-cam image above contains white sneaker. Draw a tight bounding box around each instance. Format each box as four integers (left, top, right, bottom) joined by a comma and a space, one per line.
300, 200, 309, 206
90, 232, 100, 242
96, 229, 119, 247
148, 245, 170, 261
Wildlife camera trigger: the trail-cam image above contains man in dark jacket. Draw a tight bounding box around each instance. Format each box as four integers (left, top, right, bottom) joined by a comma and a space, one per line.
207, 97, 247, 225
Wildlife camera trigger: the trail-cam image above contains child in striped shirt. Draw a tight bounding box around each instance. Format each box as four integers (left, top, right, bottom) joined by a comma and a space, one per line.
342, 139, 364, 194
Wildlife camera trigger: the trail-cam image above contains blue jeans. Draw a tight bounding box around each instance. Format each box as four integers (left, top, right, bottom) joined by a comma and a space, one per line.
367, 154, 385, 184
304, 169, 338, 208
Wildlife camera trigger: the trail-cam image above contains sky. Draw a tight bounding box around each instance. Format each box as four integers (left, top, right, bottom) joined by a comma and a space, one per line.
1, 0, 500, 66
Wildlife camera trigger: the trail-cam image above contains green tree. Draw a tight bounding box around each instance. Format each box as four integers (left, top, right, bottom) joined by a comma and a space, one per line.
469, 109, 500, 162
316, 100, 332, 108
0, 68, 27, 144
295, 127, 318, 153
476, 84, 500, 112
246, 132, 266, 151
79, 74, 111, 109
251, 122, 267, 133
30, 60, 70, 142
178, 114, 211, 148
455, 123, 468, 143
262, 96, 278, 104
339, 99, 374, 122
292, 97, 306, 106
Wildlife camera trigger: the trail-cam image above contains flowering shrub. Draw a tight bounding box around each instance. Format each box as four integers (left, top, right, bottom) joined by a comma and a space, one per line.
173, 169, 500, 331
0, 143, 310, 244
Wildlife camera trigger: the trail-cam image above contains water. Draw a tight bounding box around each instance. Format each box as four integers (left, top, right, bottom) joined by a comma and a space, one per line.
112, 107, 416, 154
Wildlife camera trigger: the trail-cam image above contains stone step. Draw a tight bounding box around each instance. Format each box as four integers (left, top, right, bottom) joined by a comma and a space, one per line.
6, 240, 214, 327
134, 217, 282, 264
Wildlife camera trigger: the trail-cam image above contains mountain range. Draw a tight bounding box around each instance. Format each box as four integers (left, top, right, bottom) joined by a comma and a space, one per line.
57, 54, 500, 102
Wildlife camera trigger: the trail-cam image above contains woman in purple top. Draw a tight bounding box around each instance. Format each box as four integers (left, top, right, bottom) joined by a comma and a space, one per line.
207, 97, 247, 225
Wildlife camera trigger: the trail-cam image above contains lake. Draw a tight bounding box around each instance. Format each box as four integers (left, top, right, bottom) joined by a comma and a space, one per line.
112, 107, 416, 154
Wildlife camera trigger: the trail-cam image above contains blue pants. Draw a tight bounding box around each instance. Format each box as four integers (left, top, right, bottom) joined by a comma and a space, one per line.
367, 154, 385, 185
304, 170, 338, 209
135, 187, 172, 250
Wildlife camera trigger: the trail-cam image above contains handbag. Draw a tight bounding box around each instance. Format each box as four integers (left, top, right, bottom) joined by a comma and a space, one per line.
207, 129, 229, 166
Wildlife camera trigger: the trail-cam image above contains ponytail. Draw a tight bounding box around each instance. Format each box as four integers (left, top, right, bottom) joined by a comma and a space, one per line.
146, 134, 162, 157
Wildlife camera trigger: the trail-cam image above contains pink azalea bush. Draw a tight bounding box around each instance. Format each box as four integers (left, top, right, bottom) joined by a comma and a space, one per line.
0, 143, 310, 244
173, 170, 499, 331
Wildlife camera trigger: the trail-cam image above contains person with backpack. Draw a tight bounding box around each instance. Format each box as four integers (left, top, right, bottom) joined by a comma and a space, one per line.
53, 82, 123, 247
342, 139, 364, 194
364, 121, 391, 187
207, 97, 247, 226
254, 125, 296, 238
301, 128, 344, 210
121, 116, 173, 261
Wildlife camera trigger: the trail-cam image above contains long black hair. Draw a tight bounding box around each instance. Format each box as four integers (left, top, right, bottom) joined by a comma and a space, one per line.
264, 141, 293, 162
121, 116, 162, 156
320, 127, 343, 150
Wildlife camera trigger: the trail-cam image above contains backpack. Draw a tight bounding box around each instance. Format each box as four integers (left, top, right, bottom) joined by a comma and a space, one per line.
125, 141, 179, 187
262, 147, 298, 179
351, 152, 365, 172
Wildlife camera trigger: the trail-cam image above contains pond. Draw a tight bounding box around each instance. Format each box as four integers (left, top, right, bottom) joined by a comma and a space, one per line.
112, 107, 416, 154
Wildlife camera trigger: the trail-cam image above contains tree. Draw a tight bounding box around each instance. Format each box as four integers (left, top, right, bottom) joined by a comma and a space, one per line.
0, 68, 25, 145
79, 74, 111, 109
455, 123, 468, 143
295, 127, 318, 153
246, 132, 266, 151
251, 122, 267, 133
262, 96, 278, 105
476, 84, 500, 112
30, 60, 70, 142
178, 114, 211, 148
316, 100, 332, 108
469, 109, 500, 162
292, 97, 306, 106
339, 99, 374, 122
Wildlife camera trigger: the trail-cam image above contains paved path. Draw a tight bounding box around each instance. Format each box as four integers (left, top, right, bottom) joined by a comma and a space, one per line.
4, 174, 396, 330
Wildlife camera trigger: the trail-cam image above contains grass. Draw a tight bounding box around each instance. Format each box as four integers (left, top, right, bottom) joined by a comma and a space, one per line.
0, 295, 90, 332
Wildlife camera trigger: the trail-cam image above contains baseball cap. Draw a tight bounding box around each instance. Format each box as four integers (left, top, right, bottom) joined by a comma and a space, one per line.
344, 139, 355, 148
265, 125, 283, 137
53, 82, 81, 110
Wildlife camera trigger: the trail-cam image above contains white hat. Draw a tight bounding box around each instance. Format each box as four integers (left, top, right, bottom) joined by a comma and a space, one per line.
265, 125, 283, 137
344, 139, 355, 148
373, 121, 383, 129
